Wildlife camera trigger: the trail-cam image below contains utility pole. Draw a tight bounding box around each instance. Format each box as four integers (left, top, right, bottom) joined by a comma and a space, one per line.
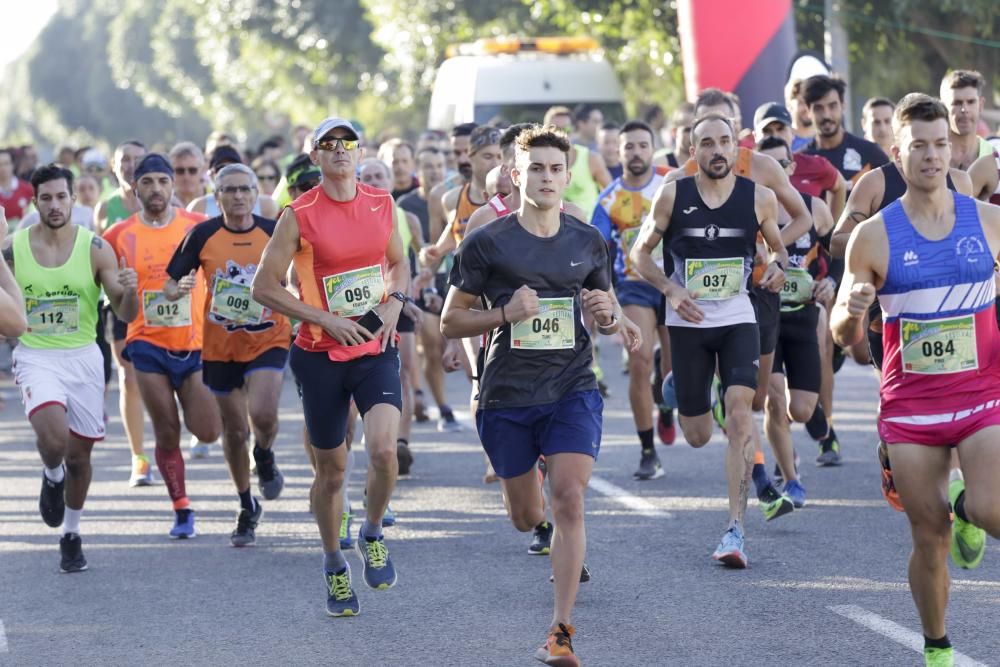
824, 0, 853, 130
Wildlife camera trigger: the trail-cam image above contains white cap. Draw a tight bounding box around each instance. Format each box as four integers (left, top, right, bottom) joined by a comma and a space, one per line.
312, 117, 360, 147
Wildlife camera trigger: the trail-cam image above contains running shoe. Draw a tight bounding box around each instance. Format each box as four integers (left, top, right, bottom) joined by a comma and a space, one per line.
877, 441, 904, 512
923, 646, 954, 667
413, 390, 430, 423
711, 376, 726, 431
59, 533, 88, 573
39, 469, 65, 528
657, 409, 676, 445
438, 412, 463, 433
382, 505, 396, 527
549, 563, 591, 583
758, 486, 794, 521
660, 372, 678, 410
396, 441, 413, 477
129, 454, 155, 487
534, 623, 579, 666
355, 529, 397, 590
772, 450, 800, 487
816, 430, 842, 466
325, 566, 360, 617
529, 521, 553, 555
949, 478, 986, 570
634, 448, 664, 480
189, 435, 211, 459
783, 479, 807, 509
711, 525, 748, 569
339, 510, 353, 549
169, 509, 197, 539
230, 499, 263, 548
253, 447, 283, 500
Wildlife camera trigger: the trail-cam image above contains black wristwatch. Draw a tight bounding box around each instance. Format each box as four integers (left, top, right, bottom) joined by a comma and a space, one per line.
390, 291, 409, 305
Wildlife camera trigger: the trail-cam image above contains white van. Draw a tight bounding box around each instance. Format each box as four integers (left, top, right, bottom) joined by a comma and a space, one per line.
428, 37, 626, 129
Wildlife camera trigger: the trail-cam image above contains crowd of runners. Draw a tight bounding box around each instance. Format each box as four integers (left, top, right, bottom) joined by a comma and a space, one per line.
1, 66, 999, 667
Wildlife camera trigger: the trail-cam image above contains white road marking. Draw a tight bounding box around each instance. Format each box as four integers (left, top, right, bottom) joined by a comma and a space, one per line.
828, 605, 988, 667
588, 476, 673, 518
0, 619, 8, 653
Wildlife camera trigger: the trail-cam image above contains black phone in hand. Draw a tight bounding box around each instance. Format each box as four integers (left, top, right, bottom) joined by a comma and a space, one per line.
357, 309, 384, 334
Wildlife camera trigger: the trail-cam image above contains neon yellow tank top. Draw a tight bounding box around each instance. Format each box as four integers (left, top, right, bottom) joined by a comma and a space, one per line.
562, 145, 600, 218
13, 227, 101, 349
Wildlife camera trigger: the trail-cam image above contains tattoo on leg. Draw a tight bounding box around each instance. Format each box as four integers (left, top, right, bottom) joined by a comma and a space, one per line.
737, 435, 753, 524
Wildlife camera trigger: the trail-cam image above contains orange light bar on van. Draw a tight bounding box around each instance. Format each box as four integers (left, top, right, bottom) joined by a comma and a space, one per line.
445, 37, 599, 58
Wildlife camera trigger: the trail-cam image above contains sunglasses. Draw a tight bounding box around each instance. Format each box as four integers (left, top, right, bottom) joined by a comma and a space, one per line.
316, 138, 359, 152
777, 158, 792, 168
218, 185, 256, 194
174, 166, 201, 176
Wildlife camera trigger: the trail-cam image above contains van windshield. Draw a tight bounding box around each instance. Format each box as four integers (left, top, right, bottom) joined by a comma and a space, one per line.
475, 103, 626, 126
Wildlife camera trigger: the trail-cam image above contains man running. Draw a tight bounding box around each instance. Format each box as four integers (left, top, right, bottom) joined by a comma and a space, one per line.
571, 103, 604, 151
442, 125, 626, 667
94, 140, 147, 234
654, 103, 694, 169
544, 106, 612, 216
592, 120, 675, 479
831, 93, 1000, 667
5, 164, 138, 572
252, 117, 409, 617
939, 70, 994, 171
164, 163, 290, 547
104, 154, 221, 538
861, 97, 896, 157
0, 148, 35, 227
169, 142, 208, 209
188, 146, 280, 219
598, 123, 623, 180
800, 75, 889, 188
632, 114, 788, 568
784, 78, 814, 152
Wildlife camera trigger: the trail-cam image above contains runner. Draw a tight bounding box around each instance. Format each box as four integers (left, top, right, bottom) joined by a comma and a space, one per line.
0, 210, 26, 337
544, 106, 612, 216
861, 97, 896, 157
164, 163, 290, 547
397, 147, 462, 432
598, 123, 623, 180
376, 138, 419, 199
169, 142, 208, 208
591, 120, 675, 479
800, 75, 889, 187
654, 102, 694, 169
631, 113, 789, 567
571, 103, 604, 152
784, 78, 814, 152
104, 154, 222, 538
251, 117, 409, 617
831, 93, 1000, 667
188, 146, 280, 219
0, 148, 35, 226
441, 125, 628, 666
939, 70, 995, 171
756, 135, 836, 508
95, 140, 153, 484
5, 164, 138, 572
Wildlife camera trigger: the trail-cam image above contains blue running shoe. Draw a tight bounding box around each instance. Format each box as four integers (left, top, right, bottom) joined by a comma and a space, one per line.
169, 508, 197, 539
356, 528, 397, 590
325, 566, 360, 617
784, 479, 807, 508
339, 509, 353, 549
711, 524, 747, 568
660, 372, 678, 410
381, 505, 396, 527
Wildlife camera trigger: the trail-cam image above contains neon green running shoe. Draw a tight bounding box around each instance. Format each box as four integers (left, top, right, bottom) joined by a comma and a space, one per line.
924, 646, 953, 667
711, 376, 726, 431
759, 489, 794, 522
949, 478, 985, 570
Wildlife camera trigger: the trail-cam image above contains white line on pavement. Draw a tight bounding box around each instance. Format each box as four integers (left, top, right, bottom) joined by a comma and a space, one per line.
828, 605, 988, 667
0, 619, 8, 653
588, 476, 673, 518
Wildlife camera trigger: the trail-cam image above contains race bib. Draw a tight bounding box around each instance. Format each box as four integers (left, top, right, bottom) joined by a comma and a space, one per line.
210, 278, 264, 325
510, 297, 575, 350
900, 315, 978, 375
25, 296, 79, 335
622, 227, 662, 264
685, 258, 743, 300
323, 265, 385, 318
143, 291, 192, 328
781, 267, 813, 306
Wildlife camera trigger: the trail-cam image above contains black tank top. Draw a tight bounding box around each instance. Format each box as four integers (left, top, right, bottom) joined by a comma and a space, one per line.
667, 175, 759, 291
877, 163, 956, 212
783, 192, 828, 281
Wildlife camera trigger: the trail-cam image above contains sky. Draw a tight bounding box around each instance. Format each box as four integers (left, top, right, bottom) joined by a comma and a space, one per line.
0, 0, 58, 68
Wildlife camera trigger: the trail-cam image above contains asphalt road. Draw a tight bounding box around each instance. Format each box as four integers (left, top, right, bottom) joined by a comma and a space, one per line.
0, 341, 997, 666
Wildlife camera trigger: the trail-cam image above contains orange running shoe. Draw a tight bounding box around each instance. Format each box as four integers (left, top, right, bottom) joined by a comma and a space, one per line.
535, 623, 579, 666
877, 441, 904, 512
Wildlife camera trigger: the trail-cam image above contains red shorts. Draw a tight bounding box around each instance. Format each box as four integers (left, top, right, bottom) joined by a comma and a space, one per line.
878, 399, 1000, 447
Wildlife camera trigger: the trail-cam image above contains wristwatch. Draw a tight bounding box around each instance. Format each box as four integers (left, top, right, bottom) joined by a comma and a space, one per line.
597, 314, 619, 331
390, 291, 409, 305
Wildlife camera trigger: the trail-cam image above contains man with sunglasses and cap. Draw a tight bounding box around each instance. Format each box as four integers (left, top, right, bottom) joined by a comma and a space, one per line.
188, 146, 280, 219
252, 117, 410, 617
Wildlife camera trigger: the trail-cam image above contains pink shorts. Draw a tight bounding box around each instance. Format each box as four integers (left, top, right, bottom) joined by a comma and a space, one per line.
878, 399, 1000, 447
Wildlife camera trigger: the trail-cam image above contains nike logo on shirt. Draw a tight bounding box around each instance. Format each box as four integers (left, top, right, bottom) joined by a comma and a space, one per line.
570, 261, 584, 267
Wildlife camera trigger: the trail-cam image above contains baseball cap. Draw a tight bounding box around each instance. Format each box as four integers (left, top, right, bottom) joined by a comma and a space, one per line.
133, 153, 174, 180
753, 102, 793, 136
469, 126, 501, 154
81, 148, 108, 169
312, 117, 360, 146
208, 145, 243, 171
